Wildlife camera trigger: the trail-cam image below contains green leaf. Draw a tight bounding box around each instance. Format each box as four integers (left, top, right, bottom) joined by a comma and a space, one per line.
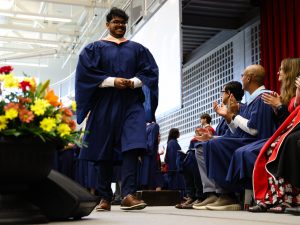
35, 80, 50, 98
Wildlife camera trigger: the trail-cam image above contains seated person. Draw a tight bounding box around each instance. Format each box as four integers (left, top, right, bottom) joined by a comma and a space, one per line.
226, 58, 299, 209
192, 81, 244, 209
251, 61, 300, 213
193, 65, 277, 211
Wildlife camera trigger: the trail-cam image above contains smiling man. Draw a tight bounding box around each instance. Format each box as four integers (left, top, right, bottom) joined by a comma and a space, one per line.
75, 7, 159, 211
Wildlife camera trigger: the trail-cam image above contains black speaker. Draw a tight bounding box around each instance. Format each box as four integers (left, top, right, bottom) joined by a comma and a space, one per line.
28, 170, 99, 221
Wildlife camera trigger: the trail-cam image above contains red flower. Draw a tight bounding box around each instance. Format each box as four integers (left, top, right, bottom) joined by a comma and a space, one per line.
0, 66, 13, 74
19, 81, 32, 92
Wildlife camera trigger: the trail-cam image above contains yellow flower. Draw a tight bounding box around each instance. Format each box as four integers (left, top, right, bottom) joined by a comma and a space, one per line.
57, 123, 71, 137
5, 108, 18, 120
0, 115, 8, 131
30, 99, 50, 116
55, 113, 62, 122
40, 117, 56, 132
0, 74, 5, 81
3, 74, 19, 88
71, 101, 77, 111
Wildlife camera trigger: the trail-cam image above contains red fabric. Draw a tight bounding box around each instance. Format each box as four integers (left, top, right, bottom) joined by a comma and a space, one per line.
253, 106, 300, 200
260, 0, 300, 93
288, 97, 296, 112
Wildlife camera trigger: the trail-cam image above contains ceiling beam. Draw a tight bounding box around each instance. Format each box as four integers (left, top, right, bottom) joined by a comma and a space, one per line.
0, 48, 62, 61
26, 0, 111, 8
0, 36, 75, 46
0, 47, 35, 53
0, 10, 73, 23
0, 23, 77, 36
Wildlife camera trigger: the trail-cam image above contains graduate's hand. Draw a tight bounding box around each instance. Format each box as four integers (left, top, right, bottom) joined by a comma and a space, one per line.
228, 94, 239, 115
213, 101, 228, 117
262, 92, 281, 111
126, 80, 134, 89
194, 133, 211, 142
114, 78, 129, 89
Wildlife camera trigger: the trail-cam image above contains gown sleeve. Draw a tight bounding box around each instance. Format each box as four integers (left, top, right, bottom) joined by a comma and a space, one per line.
136, 46, 159, 121
75, 42, 111, 124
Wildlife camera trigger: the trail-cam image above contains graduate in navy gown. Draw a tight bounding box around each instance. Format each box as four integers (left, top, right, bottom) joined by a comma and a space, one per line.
164, 128, 185, 194
75, 7, 158, 211
139, 122, 163, 190
202, 65, 277, 211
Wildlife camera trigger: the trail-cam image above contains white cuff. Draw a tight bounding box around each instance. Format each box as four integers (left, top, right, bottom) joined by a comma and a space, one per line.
130, 77, 143, 88
234, 115, 258, 136
99, 77, 115, 88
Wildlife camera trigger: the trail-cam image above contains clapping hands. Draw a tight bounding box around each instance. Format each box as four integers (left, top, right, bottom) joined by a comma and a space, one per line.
262, 91, 281, 111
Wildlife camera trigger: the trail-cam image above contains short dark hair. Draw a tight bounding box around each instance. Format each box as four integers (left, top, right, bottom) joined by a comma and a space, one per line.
200, 113, 212, 124
224, 81, 244, 101
167, 128, 179, 142
106, 7, 129, 23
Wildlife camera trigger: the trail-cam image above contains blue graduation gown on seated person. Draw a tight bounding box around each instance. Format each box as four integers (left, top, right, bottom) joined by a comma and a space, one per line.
226, 104, 289, 189
204, 91, 277, 191
215, 117, 230, 136
75, 40, 158, 162
225, 138, 268, 189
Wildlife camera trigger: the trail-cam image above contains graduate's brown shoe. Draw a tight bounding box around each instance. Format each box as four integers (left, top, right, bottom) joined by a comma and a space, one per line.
120, 194, 147, 210
95, 199, 111, 211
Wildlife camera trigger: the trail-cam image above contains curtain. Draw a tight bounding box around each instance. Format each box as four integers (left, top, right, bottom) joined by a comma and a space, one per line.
260, 0, 300, 92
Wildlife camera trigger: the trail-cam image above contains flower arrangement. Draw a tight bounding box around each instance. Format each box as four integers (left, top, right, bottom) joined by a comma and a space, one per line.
0, 65, 83, 147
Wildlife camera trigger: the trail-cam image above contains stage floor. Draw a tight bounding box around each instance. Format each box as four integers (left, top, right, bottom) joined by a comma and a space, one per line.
47, 206, 299, 225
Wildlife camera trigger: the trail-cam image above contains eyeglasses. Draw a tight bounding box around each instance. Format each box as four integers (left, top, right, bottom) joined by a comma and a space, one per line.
109, 20, 127, 25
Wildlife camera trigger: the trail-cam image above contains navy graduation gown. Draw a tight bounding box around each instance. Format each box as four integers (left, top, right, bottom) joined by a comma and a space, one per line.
215, 118, 229, 136
75, 40, 158, 161
226, 103, 290, 189
204, 95, 277, 190
139, 122, 162, 188
226, 138, 268, 189
164, 139, 185, 190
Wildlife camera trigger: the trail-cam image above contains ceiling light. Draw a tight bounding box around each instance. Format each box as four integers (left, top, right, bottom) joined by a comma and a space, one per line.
0, 12, 14, 17
16, 14, 72, 23
0, 61, 48, 67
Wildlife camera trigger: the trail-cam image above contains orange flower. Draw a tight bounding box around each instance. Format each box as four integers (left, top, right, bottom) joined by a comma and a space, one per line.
68, 120, 76, 131
62, 115, 71, 124
18, 96, 32, 104
4, 102, 19, 111
45, 90, 61, 107
61, 107, 73, 117
19, 108, 34, 123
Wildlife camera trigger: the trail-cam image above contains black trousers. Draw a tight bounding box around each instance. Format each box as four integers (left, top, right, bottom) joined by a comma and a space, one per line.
96, 149, 139, 201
